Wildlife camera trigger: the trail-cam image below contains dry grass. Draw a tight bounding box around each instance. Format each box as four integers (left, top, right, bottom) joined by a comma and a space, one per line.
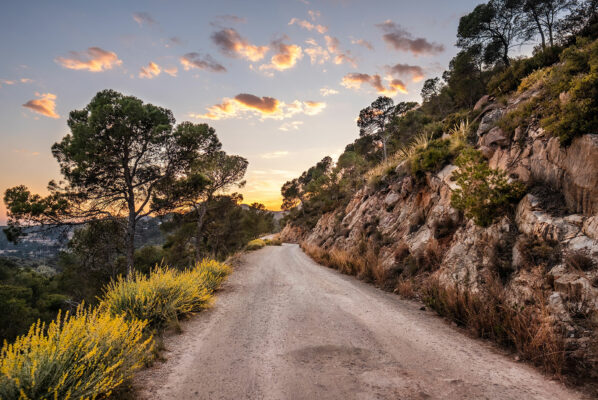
395, 278, 416, 298
301, 242, 382, 284
301, 241, 573, 378
565, 250, 596, 272
364, 120, 469, 187
365, 131, 434, 186
421, 277, 565, 375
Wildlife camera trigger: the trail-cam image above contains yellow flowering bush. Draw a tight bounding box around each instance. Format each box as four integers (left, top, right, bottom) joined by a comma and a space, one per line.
191, 259, 232, 293
0, 259, 231, 399
246, 239, 266, 251
100, 260, 231, 329
0, 306, 152, 400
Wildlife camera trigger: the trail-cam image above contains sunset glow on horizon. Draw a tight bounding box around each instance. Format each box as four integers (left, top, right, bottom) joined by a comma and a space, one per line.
0, 0, 483, 223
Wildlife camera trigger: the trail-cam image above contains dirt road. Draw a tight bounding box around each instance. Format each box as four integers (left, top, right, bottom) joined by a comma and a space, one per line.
135, 244, 583, 400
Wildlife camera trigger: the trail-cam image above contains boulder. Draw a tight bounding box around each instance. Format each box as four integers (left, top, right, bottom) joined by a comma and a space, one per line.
473, 95, 491, 111
477, 108, 505, 137
481, 126, 510, 147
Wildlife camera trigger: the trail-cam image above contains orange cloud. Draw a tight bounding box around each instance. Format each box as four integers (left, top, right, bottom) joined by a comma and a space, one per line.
259, 38, 303, 72
320, 87, 339, 96
235, 93, 279, 113
303, 101, 326, 115
0, 78, 32, 88
55, 47, 122, 72
139, 61, 161, 79
308, 10, 320, 21
211, 28, 269, 61
304, 39, 330, 65
324, 36, 357, 67
180, 53, 226, 72
163, 66, 178, 77
289, 18, 328, 34
341, 73, 407, 96
190, 93, 325, 120
22, 92, 59, 119
351, 39, 374, 50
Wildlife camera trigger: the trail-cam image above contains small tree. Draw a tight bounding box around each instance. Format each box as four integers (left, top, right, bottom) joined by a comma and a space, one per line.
154, 150, 248, 261
357, 96, 397, 161
4, 90, 211, 274
451, 148, 525, 226
457, 0, 529, 66
523, 0, 576, 48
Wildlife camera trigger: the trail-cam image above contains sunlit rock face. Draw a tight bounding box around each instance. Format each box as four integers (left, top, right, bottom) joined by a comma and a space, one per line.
281, 89, 598, 381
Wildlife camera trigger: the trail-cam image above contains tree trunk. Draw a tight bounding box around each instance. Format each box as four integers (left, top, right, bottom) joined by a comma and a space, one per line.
503, 44, 510, 66
126, 211, 136, 276
534, 13, 546, 49
194, 202, 208, 262
382, 138, 388, 162
548, 24, 554, 47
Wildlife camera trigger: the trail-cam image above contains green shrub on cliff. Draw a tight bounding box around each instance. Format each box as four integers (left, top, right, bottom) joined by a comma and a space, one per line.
451, 149, 525, 227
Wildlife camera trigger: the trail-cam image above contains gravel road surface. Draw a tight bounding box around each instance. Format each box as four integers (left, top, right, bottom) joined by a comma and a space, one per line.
134, 244, 583, 400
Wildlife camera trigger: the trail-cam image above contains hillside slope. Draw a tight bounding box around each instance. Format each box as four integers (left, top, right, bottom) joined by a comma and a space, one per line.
280, 54, 598, 390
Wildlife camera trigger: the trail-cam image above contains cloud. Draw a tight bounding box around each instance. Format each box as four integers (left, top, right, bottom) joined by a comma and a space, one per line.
22, 92, 59, 119
279, 121, 304, 131
351, 39, 374, 50
55, 47, 122, 72
386, 63, 425, 82
341, 73, 407, 96
132, 12, 157, 26
163, 66, 178, 77
235, 93, 278, 113
325, 36, 357, 67
211, 28, 268, 61
303, 101, 326, 115
304, 36, 356, 66
377, 20, 444, 55
139, 61, 161, 79
0, 78, 33, 88
304, 39, 330, 64
190, 93, 326, 120
320, 87, 339, 96
214, 15, 247, 24
261, 151, 290, 159
308, 10, 320, 21
12, 149, 40, 156
165, 37, 183, 48
180, 52, 226, 72
259, 38, 303, 72
289, 18, 328, 34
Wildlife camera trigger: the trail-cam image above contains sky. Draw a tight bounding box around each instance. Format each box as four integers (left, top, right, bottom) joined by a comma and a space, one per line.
0, 0, 483, 223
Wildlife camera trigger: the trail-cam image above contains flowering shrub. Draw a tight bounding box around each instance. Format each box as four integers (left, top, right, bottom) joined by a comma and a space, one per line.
0, 306, 152, 400
100, 260, 231, 329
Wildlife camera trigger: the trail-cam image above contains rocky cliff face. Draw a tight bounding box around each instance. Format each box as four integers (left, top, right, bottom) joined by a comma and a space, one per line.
280, 91, 598, 382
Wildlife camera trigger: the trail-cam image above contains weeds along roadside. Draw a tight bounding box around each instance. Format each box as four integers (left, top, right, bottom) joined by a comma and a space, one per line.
0, 259, 232, 400
300, 241, 569, 380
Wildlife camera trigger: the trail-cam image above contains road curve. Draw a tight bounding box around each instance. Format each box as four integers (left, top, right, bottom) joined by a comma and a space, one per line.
134, 244, 583, 400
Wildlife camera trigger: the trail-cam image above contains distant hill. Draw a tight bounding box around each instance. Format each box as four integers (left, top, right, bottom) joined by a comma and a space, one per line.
0, 217, 165, 261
